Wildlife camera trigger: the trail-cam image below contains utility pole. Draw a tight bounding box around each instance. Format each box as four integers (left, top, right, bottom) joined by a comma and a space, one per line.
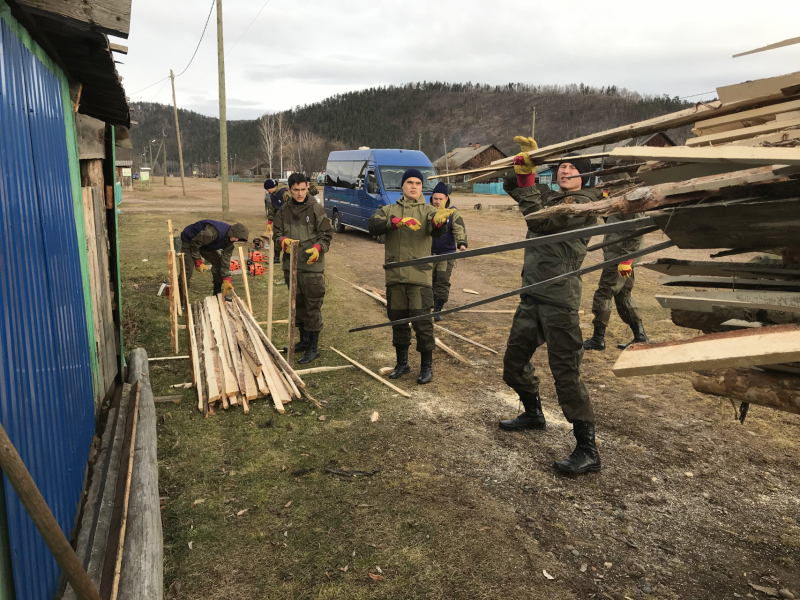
170, 69, 187, 196
443, 137, 448, 173
163, 138, 167, 186
216, 0, 230, 218
531, 106, 536, 139
418, 132, 422, 151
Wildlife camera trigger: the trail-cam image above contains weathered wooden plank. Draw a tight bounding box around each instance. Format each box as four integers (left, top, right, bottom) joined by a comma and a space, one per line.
216, 294, 246, 394
612, 324, 800, 377
692, 98, 800, 135
657, 274, 800, 291
329, 347, 411, 398
691, 367, 800, 415
198, 304, 221, 404
109, 42, 127, 54
641, 258, 800, 280
76, 114, 106, 160
17, 0, 133, 38
294, 365, 354, 375
687, 117, 800, 146
204, 298, 238, 400
656, 291, 800, 314
637, 162, 756, 186
716, 70, 800, 104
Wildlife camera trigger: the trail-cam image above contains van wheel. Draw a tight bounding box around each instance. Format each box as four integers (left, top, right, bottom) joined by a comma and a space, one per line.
332, 210, 345, 233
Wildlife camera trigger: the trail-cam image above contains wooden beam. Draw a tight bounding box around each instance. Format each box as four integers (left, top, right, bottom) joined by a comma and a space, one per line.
237, 245, 252, 313
237, 339, 262, 376
641, 259, 800, 280
687, 117, 800, 147
716, 70, 800, 104
109, 42, 127, 54
294, 365, 354, 375
608, 145, 800, 166
734, 36, 800, 58
692, 99, 800, 135
287, 241, 299, 364
612, 324, 800, 377
657, 274, 800, 292
153, 395, 181, 404
691, 367, 800, 415
655, 291, 800, 314
16, 0, 132, 38
167, 252, 179, 354
329, 347, 411, 398
434, 337, 469, 364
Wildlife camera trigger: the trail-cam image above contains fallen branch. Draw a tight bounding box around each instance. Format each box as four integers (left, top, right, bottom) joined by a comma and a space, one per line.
323, 468, 376, 477
329, 347, 411, 398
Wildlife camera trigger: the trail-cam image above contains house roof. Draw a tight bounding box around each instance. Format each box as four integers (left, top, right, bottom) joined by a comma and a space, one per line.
432, 144, 506, 169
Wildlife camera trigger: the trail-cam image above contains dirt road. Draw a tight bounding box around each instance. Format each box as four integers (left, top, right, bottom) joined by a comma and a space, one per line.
124, 179, 799, 599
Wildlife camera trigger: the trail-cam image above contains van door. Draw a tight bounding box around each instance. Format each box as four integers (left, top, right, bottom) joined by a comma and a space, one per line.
361, 164, 383, 225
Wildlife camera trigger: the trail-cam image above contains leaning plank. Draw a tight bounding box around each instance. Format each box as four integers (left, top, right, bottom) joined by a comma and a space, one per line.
692, 98, 800, 135
233, 294, 306, 389
434, 325, 499, 354
167, 252, 179, 354
237, 340, 263, 376
205, 298, 239, 400
294, 365, 354, 375
434, 337, 470, 364
641, 259, 800, 280
240, 359, 259, 401
147, 356, 190, 362
687, 117, 800, 147
329, 347, 411, 398
607, 145, 800, 166
655, 291, 800, 314
657, 275, 800, 292
179, 255, 201, 392
237, 304, 286, 412
192, 304, 209, 414
217, 294, 246, 394
716, 70, 800, 104
691, 367, 800, 415
229, 301, 269, 395
198, 303, 221, 404
613, 324, 800, 377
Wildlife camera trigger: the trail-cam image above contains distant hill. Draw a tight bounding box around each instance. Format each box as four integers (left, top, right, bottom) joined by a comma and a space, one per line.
123, 82, 698, 176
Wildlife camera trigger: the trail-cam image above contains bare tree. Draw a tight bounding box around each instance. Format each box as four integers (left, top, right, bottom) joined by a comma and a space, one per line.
258, 113, 276, 178
276, 112, 290, 177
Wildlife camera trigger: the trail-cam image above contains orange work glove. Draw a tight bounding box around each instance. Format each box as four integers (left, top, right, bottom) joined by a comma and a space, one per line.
305, 244, 322, 265
618, 259, 633, 278
391, 217, 421, 231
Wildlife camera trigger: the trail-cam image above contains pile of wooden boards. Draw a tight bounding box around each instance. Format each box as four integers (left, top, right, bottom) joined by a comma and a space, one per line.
186, 293, 305, 416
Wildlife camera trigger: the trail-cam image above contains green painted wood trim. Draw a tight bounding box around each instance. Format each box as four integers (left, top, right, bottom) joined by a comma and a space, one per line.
0, 0, 102, 400
110, 128, 125, 368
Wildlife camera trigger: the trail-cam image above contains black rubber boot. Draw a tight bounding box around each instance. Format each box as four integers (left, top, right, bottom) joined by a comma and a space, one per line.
417, 350, 433, 384
433, 300, 444, 322
553, 421, 602, 475
583, 325, 606, 351
499, 391, 547, 431
617, 322, 649, 350
283, 327, 309, 354
298, 331, 320, 364
213, 281, 222, 296
389, 346, 411, 379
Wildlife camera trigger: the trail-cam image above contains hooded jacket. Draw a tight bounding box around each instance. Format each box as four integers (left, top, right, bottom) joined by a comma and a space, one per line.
180, 220, 236, 278
430, 196, 467, 255
272, 195, 333, 273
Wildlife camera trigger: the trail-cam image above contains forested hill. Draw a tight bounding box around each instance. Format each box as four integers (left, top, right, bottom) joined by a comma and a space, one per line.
124, 82, 697, 174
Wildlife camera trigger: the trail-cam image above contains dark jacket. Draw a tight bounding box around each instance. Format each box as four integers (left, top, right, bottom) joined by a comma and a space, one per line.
504, 179, 600, 309
430, 197, 467, 255
180, 220, 235, 277
601, 212, 646, 263
369, 195, 445, 287
266, 183, 291, 221
273, 196, 333, 273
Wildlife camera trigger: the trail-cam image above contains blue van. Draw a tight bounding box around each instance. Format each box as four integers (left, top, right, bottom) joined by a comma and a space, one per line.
323, 149, 437, 236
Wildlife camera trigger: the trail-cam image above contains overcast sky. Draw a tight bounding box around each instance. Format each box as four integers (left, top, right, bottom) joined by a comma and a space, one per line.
116, 0, 800, 121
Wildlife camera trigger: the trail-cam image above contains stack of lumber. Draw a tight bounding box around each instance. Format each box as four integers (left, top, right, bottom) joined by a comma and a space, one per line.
187, 293, 305, 416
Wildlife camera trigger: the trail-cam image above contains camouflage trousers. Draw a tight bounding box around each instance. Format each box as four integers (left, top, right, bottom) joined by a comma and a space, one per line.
432, 259, 455, 304
284, 271, 326, 332
591, 266, 642, 328
503, 298, 594, 424
386, 284, 435, 352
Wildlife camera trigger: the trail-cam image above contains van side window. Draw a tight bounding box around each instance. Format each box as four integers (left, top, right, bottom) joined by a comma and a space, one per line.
355, 161, 367, 189
325, 161, 339, 187
366, 170, 379, 194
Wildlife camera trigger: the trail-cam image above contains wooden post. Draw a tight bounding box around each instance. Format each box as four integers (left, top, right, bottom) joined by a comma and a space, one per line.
167, 220, 182, 317
237, 245, 252, 313
109, 382, 141, 600
216, 0, 230, 219
287, 240, 299, 364
0, 422, 102, 600
169, 70, 186, 197
167, 252, 179, 354
163, 138, 167, 187
266, 228, 274, 340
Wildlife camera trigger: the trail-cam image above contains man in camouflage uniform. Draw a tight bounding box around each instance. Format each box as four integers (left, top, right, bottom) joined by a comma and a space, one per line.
583, 211, 649, 351
266, 177, 320, 263
180, 220, 249, 297
429, 181, 467, 321
369, 169, 451, 384
499, 136, 602, 475
273, 173, 333, 364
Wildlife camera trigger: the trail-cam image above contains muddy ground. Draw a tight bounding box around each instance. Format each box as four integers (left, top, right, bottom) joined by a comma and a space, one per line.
121, 178, 799, 600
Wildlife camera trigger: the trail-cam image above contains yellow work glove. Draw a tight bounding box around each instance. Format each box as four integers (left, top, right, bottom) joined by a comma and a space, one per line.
305, 244, 321, 265
265, 221, 273, 235
512, 135, 539, 175
279, 237, 297, 253
222, 278, 234, 297
618, 260, 633, 278
194, 259, 209, 274
391, 217, 421, 231
433, 204, 456, 227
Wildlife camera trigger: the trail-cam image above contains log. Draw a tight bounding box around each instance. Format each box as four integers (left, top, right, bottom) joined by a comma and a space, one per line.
287, 240, 299, 364
120, 349, 163, 600
612, 324, 800, 377
153, 396, 181, 404
237, 245, 252, 313
691, 367, 800, 415
294, 365, 354, 375
266, 228, 274, 340
329, 347, 411, 398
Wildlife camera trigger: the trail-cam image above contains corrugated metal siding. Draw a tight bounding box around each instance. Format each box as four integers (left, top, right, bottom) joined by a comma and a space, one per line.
0, 15, 96, 600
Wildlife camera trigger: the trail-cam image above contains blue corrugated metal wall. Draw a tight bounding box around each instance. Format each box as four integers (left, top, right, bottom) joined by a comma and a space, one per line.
0, 15, 96, 600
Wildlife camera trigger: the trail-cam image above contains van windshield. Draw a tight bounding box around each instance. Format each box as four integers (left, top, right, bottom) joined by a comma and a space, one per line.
379, 166, 438, 192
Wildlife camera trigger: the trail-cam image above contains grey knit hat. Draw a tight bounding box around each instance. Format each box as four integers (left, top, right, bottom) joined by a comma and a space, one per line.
228, 222, 249, 241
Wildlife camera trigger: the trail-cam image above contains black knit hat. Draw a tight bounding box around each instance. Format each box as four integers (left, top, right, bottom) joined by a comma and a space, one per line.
557, 153, 593, 187
229, 223, 249, 241
431, 181, 448, 197
401, 168, 424, 187
264, 179, 276, 190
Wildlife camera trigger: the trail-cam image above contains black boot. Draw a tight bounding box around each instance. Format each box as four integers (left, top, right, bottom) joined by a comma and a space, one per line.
283, 327, 309, 354
553, 421, 601, 475
417, 350, 433, 384
433, 300, 444, 322
213, 281, 222, 296
583, 325, 606, 351
298, 331, 320, 364
617, 322, 649, 350
499, 391, 547, 431
389, 346, 410, 379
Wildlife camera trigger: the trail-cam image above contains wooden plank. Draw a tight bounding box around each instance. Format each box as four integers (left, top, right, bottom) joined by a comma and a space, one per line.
147, 355, 190, 362
236, 302, 286, 412
231, 303, 269, 395
637, 162, 758, 186
241, 358, 258, 401
434, 337, 469, 364
266, 228, 274, 339
329, 347, 411, 398
692, 99, 800, 134
656, 291, 800, 314
612, 324, 800, 377
433, 324, 499, 354
608, 145, 800, 166
237, 339, 262, 376
657, 274, 800, 291
153, 395, 181, 404
459, 309, 516, 314
198, 303, 222, 404
167, 252, 179, 354
17, 0, 132, 38
167, 221, 182, 318
192, 303, 208, 414
75, 114, 106, 160
287, 241, 299, 364
217, 294, 246, 394
734, 36, 800, 58
294, 365, 354, 375
641, 259, 800, 280
179, 255, 202, 394
81, 187, 105, 397
687, 117, 800, 147
717, 71, 800, 104
691, 367, 800, 415
109, 42, 128, 54
204, 298, 238, 400
237, 245, 252, 313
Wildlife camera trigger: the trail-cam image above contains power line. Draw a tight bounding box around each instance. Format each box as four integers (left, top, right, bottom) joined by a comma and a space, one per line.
151, 78, 171, 101
175, 0, 216, 77
225, 0, 274, 57
679, 90, 716, 99
130, 76, 170, 96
